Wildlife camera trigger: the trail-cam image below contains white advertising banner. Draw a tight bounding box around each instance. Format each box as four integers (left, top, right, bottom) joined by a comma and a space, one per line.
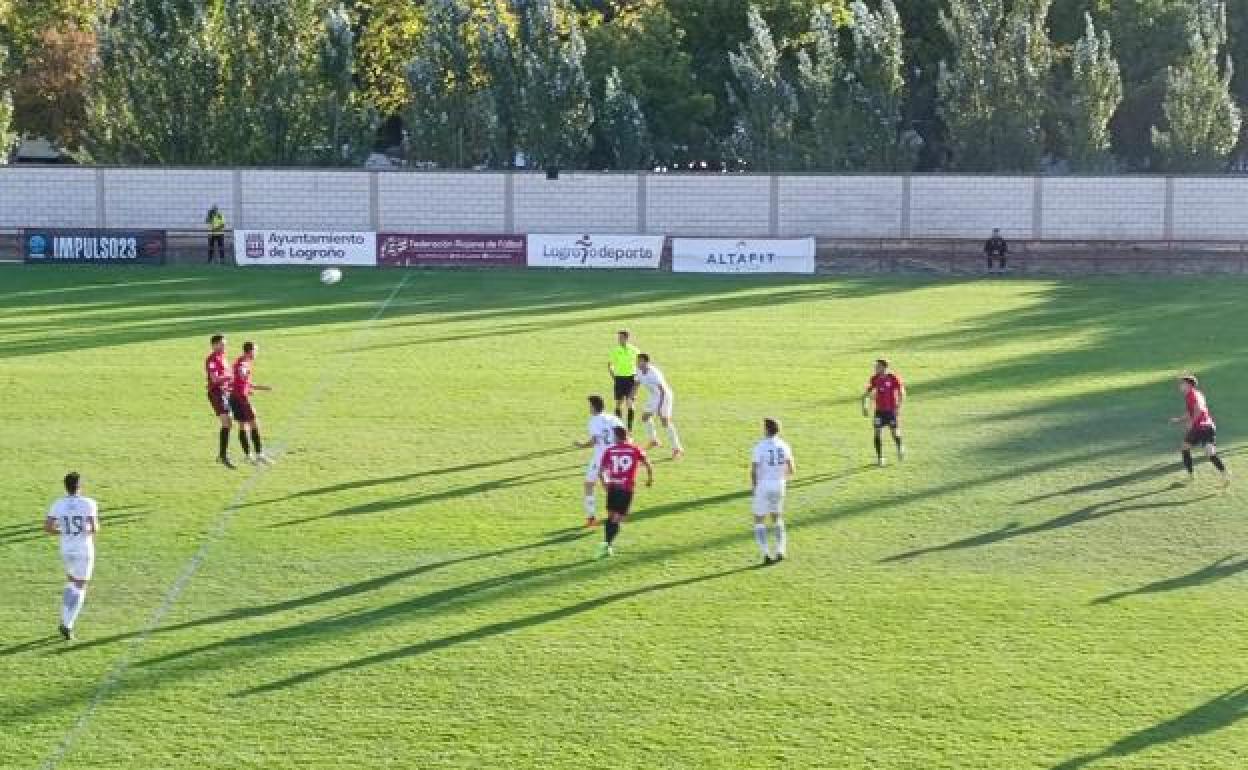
527, 233, 664, 269
672, 238, 816, 274
234, 230, 377, 266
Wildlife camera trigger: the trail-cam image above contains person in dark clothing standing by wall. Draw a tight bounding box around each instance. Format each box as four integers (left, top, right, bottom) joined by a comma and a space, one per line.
206, 205, 227, 264
984, 228, 1008, 274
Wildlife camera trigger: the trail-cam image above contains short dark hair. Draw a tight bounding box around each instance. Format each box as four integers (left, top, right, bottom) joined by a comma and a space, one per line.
588, 395, 605, 412
210, 334, 225, 346
612, 425, 629, 441
1182, 375, 1199, 387
876, 358, 889, 368
638, 352, 650, 363
618, 329, 630, 336
64, 472, 81, 494
243, 341, 255, 353
763, 418, 780, 436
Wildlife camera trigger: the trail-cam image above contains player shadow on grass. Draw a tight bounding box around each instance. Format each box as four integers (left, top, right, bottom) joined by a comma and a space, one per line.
48, 530, 587, 657
879, 489, 1214, 563
1051, 684, 1248, 770
1090, 554, 1248, 605
235, 447, 579, 510
1016, 449, 1243, 505
233, 564, 760, 697
265, 465, 583, 528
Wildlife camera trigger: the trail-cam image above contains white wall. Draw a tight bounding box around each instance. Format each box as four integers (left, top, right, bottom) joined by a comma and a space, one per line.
2, 168, 1240, 241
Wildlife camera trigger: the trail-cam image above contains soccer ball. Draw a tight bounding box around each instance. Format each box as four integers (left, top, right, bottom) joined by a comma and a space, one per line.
320, 268, 343, 285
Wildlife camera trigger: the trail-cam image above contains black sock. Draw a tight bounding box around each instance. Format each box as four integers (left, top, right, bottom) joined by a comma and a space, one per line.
873, 435, 883, 458
605, 519, 620, 544
893, 434, 903, 450
239, 430, 251, 455
1182, 450, 1194, 474
218, 427, 230, 459
615, 407, 622, 418
627, 408, 635, 431
250, 428, 263, 454
1211, 454, 1226, 472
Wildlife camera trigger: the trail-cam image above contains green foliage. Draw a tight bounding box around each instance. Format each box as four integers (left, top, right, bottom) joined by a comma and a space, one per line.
516, 0, 594, 168
1069, 13, 1123, 171
726, 5, 799, 170
938, 0, 1054, 172
405, 0, 490, 167
597, 67, 652, 169
1152, 0, 1242, 171
355, 0, 425, 117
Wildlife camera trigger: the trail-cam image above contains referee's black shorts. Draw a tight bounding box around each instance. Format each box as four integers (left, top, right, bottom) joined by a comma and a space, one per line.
613, 375, 637, 401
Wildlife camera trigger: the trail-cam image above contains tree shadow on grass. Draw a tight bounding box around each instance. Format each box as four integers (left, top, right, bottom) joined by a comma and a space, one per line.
880, 489, 1214, 564
1091, 554, 1248, 605
234, 564, 759, 697
49, 530, 587, 657
0, 511, 146, 548
1052, 685, 1248, 769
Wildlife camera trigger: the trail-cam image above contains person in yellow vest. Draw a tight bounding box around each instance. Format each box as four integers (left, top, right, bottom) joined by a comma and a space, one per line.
608, 329, 641, 431
206, 205, 226, 264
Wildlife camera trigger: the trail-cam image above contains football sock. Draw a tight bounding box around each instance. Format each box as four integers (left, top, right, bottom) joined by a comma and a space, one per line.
605, 519, 620, 545
773, 518, 787, 555
251, 428, 263, 454
873, 435, 883, 458
753, 523, 770, 557
61, 584, 84, 628
239, 430, 251, 455
584, 495, 596, 517
893, 435, 903, 451
627, 408, 636, 431
1182, 450, 1194, 474
1211, 454, 1227, 472
645, 419, 658, 442
218, 427, 230, 458
667, 424, 683, 451
615, 407, 622, 418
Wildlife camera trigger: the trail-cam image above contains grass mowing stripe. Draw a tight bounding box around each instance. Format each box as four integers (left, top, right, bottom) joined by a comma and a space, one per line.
37, 273, 411, 770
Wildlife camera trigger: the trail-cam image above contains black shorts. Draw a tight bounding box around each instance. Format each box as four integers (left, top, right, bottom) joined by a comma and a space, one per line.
229, 394, 256, 423
605, 486, 634, 516
874, 410, 898, 429
613, 375, 637, 401
1185, 425, 1216, 447
208, 390, 230, 417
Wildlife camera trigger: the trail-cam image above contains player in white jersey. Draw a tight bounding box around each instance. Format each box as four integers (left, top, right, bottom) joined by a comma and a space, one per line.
574, 395, 624, 527
42, 472, 99, 640
636, 353, 684, 459
750, 418, 796, 565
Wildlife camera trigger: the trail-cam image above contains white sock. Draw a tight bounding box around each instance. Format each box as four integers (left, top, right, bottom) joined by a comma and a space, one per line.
61, 585, 84, 628
666, 423, 682, 451
773, 518, 787, 556
584, 495, 596, 517
645, 419, 658, 442
753, 523, 770, 557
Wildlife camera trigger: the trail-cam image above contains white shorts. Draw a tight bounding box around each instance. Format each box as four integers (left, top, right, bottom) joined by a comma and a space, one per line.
645, 393, 674, 420
586, 457, 603, 483
752, 481, 787, 516
61, 548, 95, 581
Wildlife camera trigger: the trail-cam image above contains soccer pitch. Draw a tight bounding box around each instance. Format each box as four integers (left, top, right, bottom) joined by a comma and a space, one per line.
3, 267, 1248, 769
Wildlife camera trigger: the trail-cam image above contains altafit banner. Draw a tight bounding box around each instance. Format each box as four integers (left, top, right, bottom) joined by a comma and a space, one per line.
377, 234, 525, 267
672, 238, 816, 274
527, 234, 664, 269
234, 230, 377, 266
22, 229, 167, 265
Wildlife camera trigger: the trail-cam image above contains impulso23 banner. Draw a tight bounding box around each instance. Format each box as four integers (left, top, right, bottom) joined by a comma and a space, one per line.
527, 234, 664, 269
23, 229, 167, 265
235, 230, 377, 266
672, 238, 816, 274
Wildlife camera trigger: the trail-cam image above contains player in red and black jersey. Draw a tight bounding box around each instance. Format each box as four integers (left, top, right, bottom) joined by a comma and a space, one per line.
862, 358, 906, 466
231, 341, 273, 465
595, 426, 653, 558
1171, 375, 1230, 486
205, 334, 235, 469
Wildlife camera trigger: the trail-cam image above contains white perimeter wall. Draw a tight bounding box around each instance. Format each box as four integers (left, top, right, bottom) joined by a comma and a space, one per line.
2, 168, 1246, 240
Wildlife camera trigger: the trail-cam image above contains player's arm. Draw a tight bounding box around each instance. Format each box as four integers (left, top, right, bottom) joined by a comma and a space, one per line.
251, 384, 273, 392
750, 461, 759, 491
574, 431, 595, 449
786, 455, 797, 480
895, 382, 906, 412
43, 515, 59, 535
862, 386, 875, 416
641, 454, 654, 487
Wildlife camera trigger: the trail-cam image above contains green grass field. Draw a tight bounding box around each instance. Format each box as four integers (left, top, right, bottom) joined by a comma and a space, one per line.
3, 266, 1248, 769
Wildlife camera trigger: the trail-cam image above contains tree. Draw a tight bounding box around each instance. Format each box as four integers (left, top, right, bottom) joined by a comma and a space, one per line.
1068, 13, 1122, 171
405, 0, 490, 167
9, 25, 94, 149
843, 0, 913, 170
795, 5, 848, 169
0, 49, 14, 163
355, 0, 425, 117
516, 0, 594, 169
938, 0, 1054, 171
479, 1, 523, 166
597, 67, 651, 168
727, 5, 799, 170
1152, 0, 1242, 171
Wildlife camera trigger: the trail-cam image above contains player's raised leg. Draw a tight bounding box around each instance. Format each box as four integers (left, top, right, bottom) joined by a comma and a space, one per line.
642, 411, 661, 449
662, 416, 684, 459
